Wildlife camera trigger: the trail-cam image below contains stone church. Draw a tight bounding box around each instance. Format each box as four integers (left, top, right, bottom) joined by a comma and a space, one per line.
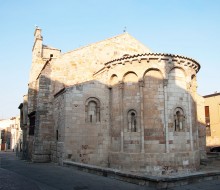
19, 27, 206, 175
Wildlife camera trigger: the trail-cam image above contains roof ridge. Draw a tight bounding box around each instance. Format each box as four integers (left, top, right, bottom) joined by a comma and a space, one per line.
43, 44, 60, 51
62, 32, 134, 55
203, 92, 220, 98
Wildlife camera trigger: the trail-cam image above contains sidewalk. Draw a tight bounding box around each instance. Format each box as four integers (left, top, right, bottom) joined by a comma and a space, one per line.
63, 158, 220, 189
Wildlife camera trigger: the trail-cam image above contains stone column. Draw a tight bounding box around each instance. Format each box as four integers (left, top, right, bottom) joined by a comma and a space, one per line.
119, 81, 124, 152
187, 83, 194, 151
139, 80, 145, 153
163, 79, 169, 153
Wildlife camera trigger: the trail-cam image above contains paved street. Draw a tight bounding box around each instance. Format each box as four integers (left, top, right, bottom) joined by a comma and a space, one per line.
0, 152, 151, 190
0, 151, 220, 190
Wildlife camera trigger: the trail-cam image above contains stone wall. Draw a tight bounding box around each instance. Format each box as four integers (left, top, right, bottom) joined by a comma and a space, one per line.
109, 151, 200, 176
196, 94, 206, 159
52, 91, 65, 163
50, 33, 151, 95
167, 68, 191, 152
205, 94, 220, 147
143, 69, 165, 153
94, 54, 200, 174
53, 81, 110, 167
32, 63, 54, 162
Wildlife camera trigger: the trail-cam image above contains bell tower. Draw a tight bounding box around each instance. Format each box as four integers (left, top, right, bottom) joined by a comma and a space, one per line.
32, 26, 43, 58
29, 27, 44, 84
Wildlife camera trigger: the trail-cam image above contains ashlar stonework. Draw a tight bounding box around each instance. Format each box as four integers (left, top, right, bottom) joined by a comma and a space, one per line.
19, 27, 204, 176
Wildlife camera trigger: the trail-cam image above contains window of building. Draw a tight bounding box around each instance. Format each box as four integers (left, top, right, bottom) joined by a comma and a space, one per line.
85, 98, 100, 123
88, 101, 97, 123
1, 129, 6, 143
174, 107, 185, 131
56, 130, 59, 141
128, 110, 137, 132
205, 106, 211, 136
28, 111, 36, 135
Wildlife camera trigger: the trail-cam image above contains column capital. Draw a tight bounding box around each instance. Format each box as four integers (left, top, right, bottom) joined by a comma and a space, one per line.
139, 80, 144, 87
118, 81, 124, 89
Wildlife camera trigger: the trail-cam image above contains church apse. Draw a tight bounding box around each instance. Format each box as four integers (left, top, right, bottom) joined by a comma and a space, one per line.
98, 53, 200, 175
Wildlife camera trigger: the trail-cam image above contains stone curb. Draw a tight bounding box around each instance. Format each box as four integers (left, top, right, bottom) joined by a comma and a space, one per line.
63, 160, 220, 189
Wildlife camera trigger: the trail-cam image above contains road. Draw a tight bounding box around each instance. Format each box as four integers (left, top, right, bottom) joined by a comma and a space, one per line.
0, 152, 151, 190
0, 152, 220, 190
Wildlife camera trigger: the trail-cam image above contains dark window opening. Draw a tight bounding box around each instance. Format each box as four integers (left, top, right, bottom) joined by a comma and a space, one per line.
56, 130, 58, 141
85, 98, 100, 123
128, 110, 137, 132
205, 106, 211, 136
131, 112, 137, 132
28, 112, 36, 136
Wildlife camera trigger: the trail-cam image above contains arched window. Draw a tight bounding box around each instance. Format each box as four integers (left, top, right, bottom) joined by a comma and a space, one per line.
88, 101, 97, 123
174, 107, 185, 131
128, 110, 137, 132
85, 98, 100, 123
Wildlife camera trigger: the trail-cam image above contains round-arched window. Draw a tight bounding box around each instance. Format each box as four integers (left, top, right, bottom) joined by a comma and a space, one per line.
174, 107, 185, 131
85, 98, 100, 123
128, 110, 137, 132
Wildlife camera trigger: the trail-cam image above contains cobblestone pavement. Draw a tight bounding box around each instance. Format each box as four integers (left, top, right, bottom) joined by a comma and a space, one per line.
1, 151, 220, 190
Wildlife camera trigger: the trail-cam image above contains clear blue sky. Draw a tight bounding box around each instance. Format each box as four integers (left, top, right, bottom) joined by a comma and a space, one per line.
0, 0, 219, 119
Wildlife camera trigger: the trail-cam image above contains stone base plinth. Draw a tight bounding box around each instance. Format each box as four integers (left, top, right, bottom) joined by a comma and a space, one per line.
32, 154, 50, 163
109, 151, 200, 176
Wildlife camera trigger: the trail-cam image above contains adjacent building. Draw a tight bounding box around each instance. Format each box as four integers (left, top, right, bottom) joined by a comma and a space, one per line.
19, 27, 204, 175
204, 93, 220, 148
0, 116, 22, 151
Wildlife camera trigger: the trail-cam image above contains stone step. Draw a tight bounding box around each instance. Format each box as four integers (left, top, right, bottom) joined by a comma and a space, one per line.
207, 152, 219, 159
200, 159, 212, 166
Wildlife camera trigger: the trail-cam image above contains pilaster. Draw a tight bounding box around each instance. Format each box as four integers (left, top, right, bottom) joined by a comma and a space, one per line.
187, 83, 194, 151
119, 81, 124, 152
163, 79, 169, 153
139, 80, 145, 153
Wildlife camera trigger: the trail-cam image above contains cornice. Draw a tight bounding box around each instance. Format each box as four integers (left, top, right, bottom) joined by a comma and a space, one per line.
94, 53, 200, 76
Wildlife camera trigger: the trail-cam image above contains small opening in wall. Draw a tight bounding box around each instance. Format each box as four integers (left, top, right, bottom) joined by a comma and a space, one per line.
131, 112, 137, 132
68, 154, 72, 159
175, 111, 181, 130
86, 98, 100, 123
174, 108, 185, 131
128, 110, 137, 132
205, 106, 211, 136
50, 54, 53, 58
56, 130, 58, 141
28, 112, 35, 136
